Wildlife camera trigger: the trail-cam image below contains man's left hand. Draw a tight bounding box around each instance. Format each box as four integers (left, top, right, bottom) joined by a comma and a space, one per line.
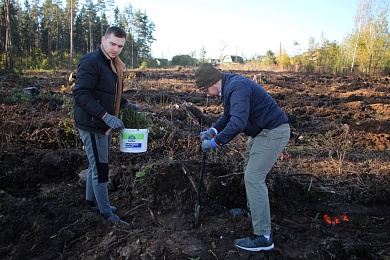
202, 138, 219, 152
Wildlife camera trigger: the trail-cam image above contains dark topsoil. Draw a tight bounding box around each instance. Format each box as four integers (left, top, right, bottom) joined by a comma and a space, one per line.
0, 69, 389, 260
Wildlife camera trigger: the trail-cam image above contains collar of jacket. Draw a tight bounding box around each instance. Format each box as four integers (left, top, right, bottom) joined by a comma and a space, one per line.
100, 44, 125, 117
219, 74, 224, 99
100, 44, 125, 75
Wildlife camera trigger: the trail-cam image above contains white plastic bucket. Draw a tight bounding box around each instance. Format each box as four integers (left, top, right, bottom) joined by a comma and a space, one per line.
120, 128, 149, 153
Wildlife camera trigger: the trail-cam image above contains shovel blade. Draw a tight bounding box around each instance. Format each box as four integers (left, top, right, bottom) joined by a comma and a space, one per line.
194, 152, 206, 229
194, 201, 200, 228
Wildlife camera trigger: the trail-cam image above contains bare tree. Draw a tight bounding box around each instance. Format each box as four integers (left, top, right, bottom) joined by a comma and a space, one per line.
4, 0, 14, 70
352, 0, 390, 72
351, 0, 365, 72
85, 0, 96, 52
219, 40, 227, 62
67, 0, 78, 70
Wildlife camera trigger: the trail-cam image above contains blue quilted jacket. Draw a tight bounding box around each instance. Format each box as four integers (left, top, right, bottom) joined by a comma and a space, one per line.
213, 73, 288, 146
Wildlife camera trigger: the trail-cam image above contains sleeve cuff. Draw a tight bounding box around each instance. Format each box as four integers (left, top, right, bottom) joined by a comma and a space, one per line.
210, 138, 219, 148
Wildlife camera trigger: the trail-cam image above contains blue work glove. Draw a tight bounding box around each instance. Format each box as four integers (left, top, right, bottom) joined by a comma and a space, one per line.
125, 102, 140, 111
200, 128, 216, 142
202, 138, 219, 152
103, 114, 124, 131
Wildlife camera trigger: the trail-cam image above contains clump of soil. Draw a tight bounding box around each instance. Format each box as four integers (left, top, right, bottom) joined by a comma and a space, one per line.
0, 70, 389, 259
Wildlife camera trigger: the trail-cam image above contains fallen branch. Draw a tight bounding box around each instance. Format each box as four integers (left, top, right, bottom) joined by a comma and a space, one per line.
287, 173, 321, 180
209, 249, 218, 259
216, 172, 243, 178
57, 219, 81, 235
107, 236, 129, 248
307, 176, 313, 193
64, 235, 87, 249
182, 166, 198, 193
148, 206, 162, 227
123, 203, 145, 216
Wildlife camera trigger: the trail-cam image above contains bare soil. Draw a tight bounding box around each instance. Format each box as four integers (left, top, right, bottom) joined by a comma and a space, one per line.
0, 69, 389, 260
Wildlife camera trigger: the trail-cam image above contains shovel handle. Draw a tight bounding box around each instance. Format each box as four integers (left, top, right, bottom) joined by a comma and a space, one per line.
194, 152, 207, 228
198, 152, 206, 196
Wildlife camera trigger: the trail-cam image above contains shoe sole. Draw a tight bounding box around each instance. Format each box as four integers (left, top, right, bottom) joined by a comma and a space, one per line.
235, 243, 274, 252
108, 219, 129, 225
90, 206, 117, 213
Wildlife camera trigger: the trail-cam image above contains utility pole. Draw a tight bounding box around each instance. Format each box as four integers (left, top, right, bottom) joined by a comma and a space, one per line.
280, 42, 282, 58
235, 46, 238, 63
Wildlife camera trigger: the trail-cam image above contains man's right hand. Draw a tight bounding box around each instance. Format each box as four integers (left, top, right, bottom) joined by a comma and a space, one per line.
200, 128, 216, 142
103, 114, 124, 131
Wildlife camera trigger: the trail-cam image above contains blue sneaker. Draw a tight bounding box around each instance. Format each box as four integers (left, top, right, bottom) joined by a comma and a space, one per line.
229, 208, 251, 217
234, 234, 274, 252
106, 214, 129, 225
90, 205, 117, 213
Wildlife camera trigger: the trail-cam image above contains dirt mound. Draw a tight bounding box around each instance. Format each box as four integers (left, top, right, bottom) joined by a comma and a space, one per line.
0, 70, 389, 259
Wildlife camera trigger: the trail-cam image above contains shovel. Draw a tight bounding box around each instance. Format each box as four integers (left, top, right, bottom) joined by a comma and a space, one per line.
194, 152, 207, 228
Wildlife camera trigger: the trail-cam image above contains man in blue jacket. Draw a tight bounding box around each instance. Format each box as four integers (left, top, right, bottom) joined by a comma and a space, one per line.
73, 26, 138, 225
196, 63, 290, 251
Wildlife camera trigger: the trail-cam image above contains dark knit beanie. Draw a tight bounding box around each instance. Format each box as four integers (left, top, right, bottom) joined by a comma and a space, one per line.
195, 63, 222, 90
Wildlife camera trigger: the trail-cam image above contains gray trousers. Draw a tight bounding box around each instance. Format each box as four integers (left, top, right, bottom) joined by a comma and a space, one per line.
79, 129, 114, 218
244, 123, 290, 236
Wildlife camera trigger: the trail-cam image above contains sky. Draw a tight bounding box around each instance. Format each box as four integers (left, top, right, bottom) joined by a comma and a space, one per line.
117, 0, 360, 60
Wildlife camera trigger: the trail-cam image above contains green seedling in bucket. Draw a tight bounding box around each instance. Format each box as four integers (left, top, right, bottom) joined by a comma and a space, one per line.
119, 110, 152, 153
120, 109, 152, 129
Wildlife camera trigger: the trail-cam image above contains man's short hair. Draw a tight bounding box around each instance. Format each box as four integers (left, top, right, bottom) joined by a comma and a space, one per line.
105, 26, 126, 40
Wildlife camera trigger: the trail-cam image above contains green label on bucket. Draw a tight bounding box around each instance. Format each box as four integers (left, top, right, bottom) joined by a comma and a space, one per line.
122, 134, 144, 140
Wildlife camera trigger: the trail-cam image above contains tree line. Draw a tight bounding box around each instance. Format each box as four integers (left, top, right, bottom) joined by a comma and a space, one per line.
245, 0, 390, 75
193, 0, 390, 76
0, 0, 155, 71
0, 0, 389, 75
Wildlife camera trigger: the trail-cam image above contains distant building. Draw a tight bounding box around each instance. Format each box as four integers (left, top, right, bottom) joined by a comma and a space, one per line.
256, 55, 267, 62
222, 55, 244, 64
155, 58, 169, 67
301, 51, 318, 62
208, 58, 221, 65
